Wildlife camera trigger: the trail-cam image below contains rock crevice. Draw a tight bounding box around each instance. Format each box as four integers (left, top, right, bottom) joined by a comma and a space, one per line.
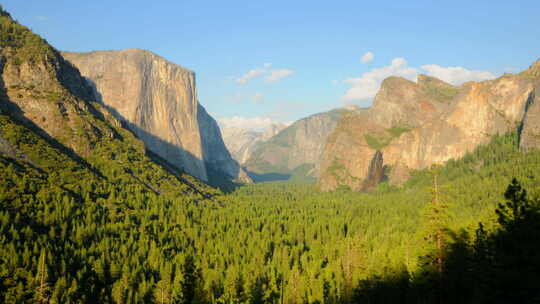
319, 63, 540, 191
63, 49, 249, 183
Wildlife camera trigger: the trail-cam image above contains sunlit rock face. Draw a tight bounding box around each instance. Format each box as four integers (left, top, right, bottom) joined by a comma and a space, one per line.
63, 49, 250, 182
242, 108, 360, 181
319, 60, 540, 191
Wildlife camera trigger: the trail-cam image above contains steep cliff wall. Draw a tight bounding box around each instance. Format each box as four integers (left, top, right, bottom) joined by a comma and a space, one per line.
519, 62, 540, 151
319, 61, 540, 191
63, 49, 249, 183
197, 104, 251, 182
0, 9, 213, 197
520, 89, 540, 151
244, 108, 360, 181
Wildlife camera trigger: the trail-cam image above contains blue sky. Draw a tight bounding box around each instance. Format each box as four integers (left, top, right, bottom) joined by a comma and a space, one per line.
3, 0, 540, 130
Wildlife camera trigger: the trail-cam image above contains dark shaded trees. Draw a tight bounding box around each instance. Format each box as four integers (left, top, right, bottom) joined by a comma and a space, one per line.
477, 178, 540, 303
351, 178, 540, 304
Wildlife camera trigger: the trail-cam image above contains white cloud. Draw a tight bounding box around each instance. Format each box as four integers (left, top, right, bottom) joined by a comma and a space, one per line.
218, 116, 285, 132
420, 64, 495, 85
235, 65, 294, 85
361, 51, 374, 64
235, 68, 267, 85
265, 69, 294, 83
342, 57, 418, 103
35, 15, 48, 21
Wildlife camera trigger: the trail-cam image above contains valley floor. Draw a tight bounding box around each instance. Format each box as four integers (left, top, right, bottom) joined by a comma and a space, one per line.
2, 132, 540, 303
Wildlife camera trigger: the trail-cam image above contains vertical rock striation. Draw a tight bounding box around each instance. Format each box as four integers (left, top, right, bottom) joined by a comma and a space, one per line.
319, 59, 540, 191
63, 49, 250, 183
362, 150, 385, 191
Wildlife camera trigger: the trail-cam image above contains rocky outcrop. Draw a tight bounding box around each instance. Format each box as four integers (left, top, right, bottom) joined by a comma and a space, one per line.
63, 49, 250, 183
519, 87, 540, 151
0, 26, 104, 157
319, 60, 540, 191
244, 107, 361, 181
517, 59, 540, 151
220, 123, 288, 164
369, 75, 454, 128
0, 9, 213, 196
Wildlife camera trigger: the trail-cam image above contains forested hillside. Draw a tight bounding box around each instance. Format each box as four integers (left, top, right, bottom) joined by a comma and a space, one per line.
0, 6, 218, 303
2, 120, 540, 302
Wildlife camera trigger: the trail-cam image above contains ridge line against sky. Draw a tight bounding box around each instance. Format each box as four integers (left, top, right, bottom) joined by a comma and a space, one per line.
3, 0, 540, 131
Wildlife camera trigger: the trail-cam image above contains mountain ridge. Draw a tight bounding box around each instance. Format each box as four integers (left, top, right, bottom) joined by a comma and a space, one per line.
242, 107, 361, 182
319, 63, 540, 191
0, 7, 216, 197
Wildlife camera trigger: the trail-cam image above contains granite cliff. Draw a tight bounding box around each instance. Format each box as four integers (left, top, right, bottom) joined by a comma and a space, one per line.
243, 107, 361, 182
62, 50, 250, 184
319, 61, 540, 191
0, 8, 214, 197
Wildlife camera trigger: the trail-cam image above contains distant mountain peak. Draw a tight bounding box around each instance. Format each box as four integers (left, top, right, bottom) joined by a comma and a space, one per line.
417, 74, 454, 88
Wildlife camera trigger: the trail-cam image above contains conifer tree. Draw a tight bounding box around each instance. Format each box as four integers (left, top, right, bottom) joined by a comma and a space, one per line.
154, 278, 171, 304
487, 178, 540, 302
112, 273, 129, 304
34, 249, 50, 303
496, 177, 530, 228
179, 254, 200, 304
417, 165, 452, 303
420, 166, 450, 272
341, 235, 363, 302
